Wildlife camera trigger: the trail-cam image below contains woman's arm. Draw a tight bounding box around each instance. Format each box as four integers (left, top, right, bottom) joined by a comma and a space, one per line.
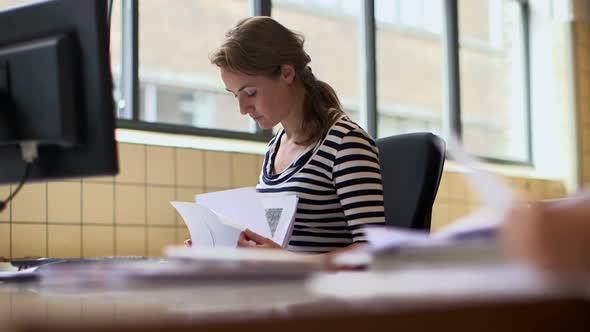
332, 128, 386, 243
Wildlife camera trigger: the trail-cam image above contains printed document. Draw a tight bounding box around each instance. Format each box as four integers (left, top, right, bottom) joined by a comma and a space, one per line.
171, 187, 298, 248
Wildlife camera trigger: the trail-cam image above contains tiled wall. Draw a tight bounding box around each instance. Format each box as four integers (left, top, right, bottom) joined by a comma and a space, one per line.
0, 143, 263, 260
430, 172, 566, 231
0, 140, 567, 260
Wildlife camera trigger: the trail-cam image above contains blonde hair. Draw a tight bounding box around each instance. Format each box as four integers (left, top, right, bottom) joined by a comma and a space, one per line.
210, 16, 343, 145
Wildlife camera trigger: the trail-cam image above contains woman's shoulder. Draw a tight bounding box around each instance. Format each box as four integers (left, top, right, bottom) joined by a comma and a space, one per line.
327, 114, 374, 142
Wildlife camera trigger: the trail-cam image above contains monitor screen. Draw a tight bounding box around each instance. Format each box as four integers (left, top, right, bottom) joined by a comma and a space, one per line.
0, 0, 118, 186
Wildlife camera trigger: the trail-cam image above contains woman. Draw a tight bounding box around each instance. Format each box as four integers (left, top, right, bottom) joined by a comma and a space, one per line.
189, 16, 385, 256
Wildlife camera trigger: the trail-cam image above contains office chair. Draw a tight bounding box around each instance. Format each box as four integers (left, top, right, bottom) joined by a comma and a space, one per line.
376, 132, 446, 231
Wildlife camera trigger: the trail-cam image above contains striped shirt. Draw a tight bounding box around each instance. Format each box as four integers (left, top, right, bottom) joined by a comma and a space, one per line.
256, 116, 385, 253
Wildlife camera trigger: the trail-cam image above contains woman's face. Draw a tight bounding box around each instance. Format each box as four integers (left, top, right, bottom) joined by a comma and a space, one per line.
220, 66, 295, 129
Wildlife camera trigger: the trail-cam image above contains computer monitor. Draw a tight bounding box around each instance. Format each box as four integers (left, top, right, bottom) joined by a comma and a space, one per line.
0, 0, 118, 187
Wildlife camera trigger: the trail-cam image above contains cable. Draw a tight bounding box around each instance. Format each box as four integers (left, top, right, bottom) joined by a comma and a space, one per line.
107, 0, 114, 31
0, 162, 31, 213
0, 142, 38, 213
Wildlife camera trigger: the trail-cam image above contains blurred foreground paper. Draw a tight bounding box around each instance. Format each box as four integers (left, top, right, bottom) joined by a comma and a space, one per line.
165, 246, 323, 279
306, 263, 561, 300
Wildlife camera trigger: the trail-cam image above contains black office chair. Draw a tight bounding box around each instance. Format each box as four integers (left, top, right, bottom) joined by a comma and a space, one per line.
376, 132, 446, 231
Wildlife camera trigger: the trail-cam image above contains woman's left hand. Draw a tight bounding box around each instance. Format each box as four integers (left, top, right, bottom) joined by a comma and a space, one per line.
237, 229, 284, 250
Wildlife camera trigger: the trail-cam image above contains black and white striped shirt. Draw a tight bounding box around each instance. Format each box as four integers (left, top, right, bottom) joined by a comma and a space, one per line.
256, 116, 385, 253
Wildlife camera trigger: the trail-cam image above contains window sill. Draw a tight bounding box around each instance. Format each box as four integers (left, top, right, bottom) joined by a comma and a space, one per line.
444, 160, 562, 182
115, 129, 268, 155
114, 130, 562, 182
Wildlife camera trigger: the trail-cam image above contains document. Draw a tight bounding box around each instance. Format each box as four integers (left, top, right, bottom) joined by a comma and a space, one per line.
171, 187, 298, 248
0, 266, 39, 281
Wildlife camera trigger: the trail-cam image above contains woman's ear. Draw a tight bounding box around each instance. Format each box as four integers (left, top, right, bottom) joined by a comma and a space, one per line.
280, 64, 296, 84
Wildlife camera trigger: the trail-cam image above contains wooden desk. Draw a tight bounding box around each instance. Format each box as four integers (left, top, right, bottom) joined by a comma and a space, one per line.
1, 271, 589, 332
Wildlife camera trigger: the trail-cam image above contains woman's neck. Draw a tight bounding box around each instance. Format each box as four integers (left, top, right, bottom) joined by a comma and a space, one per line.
280, 83, 306, 144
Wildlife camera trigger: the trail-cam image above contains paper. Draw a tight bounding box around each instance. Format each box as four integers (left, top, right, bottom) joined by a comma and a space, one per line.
433, 134, 515, 238
170, 202, 242, 247
196, 188, 270, 238
0, 266, 39, 281
307, 263, 558, 300
171, 187, 298, 248
165, 246, 323, 279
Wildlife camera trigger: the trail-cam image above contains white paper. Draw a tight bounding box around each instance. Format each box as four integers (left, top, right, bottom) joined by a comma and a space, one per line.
170, 202, 241, 247
0, 266, 39, 280
437, 135, 514, 235
307, 263, 559, 300
365, 227, 430, 251
196, 187, 271, 238
173, 188, 298, 249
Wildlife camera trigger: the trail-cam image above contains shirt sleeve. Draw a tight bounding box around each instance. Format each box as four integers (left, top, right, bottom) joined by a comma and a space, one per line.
332, 128, 386, 243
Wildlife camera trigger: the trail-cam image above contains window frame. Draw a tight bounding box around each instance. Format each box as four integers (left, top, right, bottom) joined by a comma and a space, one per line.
114, 0, 274, 143
114, 0, 532, 165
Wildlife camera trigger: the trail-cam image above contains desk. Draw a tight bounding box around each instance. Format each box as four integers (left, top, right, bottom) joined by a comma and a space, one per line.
1, 270, 589, 332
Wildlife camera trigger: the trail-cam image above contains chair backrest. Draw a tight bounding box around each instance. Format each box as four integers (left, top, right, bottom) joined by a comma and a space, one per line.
376, 132, 446, 231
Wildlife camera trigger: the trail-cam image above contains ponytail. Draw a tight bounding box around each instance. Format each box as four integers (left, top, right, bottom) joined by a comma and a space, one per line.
299, 66, 343, 145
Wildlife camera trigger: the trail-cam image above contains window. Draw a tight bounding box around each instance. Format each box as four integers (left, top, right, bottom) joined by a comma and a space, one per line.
111, 0, 531, 164
376, 0, 443, 35
459, 0, 529, 162
272, 0, 362, 122
135, 0, 251, 132
375, 0, 444, 138
109, 0, 123, 116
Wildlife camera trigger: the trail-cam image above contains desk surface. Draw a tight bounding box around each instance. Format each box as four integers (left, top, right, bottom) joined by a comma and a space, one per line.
1, 266, 589, 332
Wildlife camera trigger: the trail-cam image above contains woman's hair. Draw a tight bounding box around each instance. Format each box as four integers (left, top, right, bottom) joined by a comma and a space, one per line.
210, 16, 343, 145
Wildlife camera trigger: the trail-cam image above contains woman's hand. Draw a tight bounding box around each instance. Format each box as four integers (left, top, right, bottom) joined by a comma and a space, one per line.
237, 229, 284, 250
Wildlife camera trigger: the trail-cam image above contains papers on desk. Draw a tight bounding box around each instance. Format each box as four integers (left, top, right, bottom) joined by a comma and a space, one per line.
166, 246, 323, 278
171, 187, 298, 248
306, 264, 566, 301
35, 255, 321, 288
0, 266, 39, 282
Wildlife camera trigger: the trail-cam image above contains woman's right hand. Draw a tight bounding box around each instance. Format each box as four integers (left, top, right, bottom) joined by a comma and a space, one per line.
184, 239, 192, 248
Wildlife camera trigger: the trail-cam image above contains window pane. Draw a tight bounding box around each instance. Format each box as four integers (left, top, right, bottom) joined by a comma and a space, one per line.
459, 0, 528, 161
0, 0, 33, 9
375, 0, 444, 138
137, 0, 251, 131
272, 0, 361, 122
